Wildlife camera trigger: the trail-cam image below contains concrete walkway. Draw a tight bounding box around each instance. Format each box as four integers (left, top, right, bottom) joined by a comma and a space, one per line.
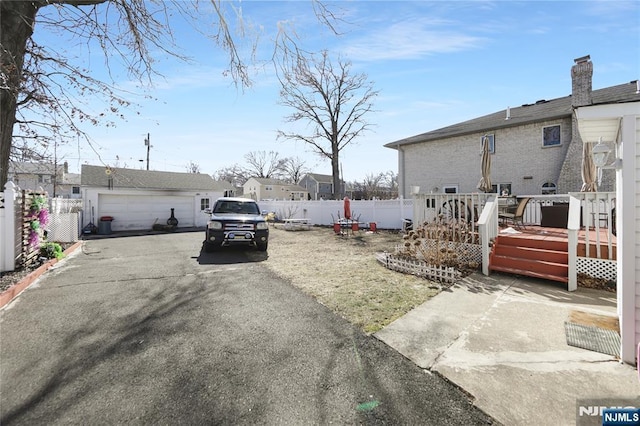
375, 272, 640, 426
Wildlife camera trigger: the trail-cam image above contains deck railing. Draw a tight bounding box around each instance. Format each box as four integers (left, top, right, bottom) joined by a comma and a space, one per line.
517, 194, 570, 225
412, 193, 492, 234
413, 193, 573, 229
568, 192, 617, 291
413, 192, 616, 290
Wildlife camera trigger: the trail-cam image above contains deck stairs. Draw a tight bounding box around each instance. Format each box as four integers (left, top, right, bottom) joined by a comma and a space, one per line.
489, 234, 569, 283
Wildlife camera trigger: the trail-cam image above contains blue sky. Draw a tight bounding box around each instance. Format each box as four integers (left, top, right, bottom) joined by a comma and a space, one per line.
40, 1, 639, 182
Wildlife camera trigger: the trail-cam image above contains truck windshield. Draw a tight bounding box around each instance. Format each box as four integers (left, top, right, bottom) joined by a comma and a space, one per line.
214, 201, 259, 215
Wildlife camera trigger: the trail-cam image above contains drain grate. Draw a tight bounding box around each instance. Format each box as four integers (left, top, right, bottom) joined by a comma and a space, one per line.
564, 322, 620, 357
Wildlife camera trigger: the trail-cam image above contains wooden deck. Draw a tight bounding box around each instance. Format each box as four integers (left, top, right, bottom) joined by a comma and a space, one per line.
498, 225, 616, 260
490, 225, 617, 283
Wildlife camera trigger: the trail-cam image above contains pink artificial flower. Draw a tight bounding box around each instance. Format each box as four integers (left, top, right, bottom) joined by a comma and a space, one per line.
38, 208, 49, 226
28, 230, 40, 248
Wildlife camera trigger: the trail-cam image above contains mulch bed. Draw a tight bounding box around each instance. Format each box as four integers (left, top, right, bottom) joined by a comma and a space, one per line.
577, 273, 616, 292
0, 242, 77, 293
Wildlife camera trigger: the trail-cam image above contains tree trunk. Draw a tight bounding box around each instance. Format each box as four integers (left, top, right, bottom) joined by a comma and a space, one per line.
331, 142, 341, 200
0, 1, 40, 189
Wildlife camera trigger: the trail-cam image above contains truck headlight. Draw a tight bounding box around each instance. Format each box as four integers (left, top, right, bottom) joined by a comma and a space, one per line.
208, 221, 222, 230
256, 222, 269, 230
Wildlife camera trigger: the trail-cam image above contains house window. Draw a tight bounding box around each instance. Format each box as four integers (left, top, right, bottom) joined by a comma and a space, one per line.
443, 185, 458, 194
492, 183, 512, 196
265, 186, 273, 191
541, 182, 557, 194
200, 198, 210, 211
72, 186, 80, 194
542, 125, 561, 147
482, 134, 495, 154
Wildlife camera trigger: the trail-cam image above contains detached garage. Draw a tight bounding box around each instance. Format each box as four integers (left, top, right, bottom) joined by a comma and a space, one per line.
81, 165, 235, 232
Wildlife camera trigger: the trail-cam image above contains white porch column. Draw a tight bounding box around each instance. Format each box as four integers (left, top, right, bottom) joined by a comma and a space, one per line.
618, 112, 638, 365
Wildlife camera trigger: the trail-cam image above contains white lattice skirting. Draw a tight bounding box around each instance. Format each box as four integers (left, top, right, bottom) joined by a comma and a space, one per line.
375, 252, 461, 283
396, 240, 482, 266
577, 257, 617, 282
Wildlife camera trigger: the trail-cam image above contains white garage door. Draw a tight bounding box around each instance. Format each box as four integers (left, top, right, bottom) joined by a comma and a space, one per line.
98, 194, 195, 231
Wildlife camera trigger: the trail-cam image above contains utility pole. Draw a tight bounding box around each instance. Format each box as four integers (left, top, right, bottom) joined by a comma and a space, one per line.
144, 133, 150, 170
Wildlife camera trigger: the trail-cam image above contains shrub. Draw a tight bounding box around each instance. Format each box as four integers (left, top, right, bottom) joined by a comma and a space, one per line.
40, 242, 65, 260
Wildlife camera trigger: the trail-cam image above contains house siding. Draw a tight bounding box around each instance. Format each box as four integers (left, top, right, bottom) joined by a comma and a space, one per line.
243, 177, 308, 201
634, 116, 640, 357
299, 174, 334, 200
402, 118, 571, 196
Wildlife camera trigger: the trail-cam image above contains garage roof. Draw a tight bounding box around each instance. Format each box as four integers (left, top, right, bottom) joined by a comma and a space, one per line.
81, 165, 233, 191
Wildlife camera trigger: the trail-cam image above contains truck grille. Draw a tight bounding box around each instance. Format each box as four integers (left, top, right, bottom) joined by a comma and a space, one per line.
224, 223, 255, 231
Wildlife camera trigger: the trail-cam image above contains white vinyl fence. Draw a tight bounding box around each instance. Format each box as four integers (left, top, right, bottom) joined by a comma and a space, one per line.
256, 198, 414, 229
0, 182, 21, 273
49, 198, 83, 243
1, 182, 82, 273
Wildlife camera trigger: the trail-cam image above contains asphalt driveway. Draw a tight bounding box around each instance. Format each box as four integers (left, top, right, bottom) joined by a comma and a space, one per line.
1, 232, 494, 425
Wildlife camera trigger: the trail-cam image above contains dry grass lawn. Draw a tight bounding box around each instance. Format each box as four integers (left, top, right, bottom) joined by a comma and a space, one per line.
258, 225, 440, 334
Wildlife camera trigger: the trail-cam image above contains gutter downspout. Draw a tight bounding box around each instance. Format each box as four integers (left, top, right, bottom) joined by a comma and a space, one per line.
397, 144, 406, 199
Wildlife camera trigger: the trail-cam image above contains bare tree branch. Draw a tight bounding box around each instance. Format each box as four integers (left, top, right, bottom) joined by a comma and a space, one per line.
0, 0, 341, 187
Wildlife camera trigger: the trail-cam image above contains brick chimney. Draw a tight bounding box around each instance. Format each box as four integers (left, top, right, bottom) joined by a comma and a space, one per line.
557, 55, 596, 194
571, 55, 592, 107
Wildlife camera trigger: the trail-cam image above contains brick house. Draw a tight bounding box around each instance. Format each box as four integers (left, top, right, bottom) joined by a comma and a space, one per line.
385, 56, 640, 198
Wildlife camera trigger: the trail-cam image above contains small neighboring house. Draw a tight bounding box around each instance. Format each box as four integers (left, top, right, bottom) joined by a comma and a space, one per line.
385, 56, 640, 197
243, 177, 308, 201
58, 172, 81, 199
299, 173, 342, 200
7, 161, 78, 197
81, 165, 235, 231
8, 161, 66, 197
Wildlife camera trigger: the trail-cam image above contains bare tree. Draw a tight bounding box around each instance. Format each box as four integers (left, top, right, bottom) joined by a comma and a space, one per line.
0, 1, 340, 188
349, 170, 398, 200
277, 49, 378, 199
363, 172, 385, 199
186, 161, 201, 174
214, 164, 249, 187
281, 156, 310, 184
383, 170, 399, 198
244, 150, 287, 179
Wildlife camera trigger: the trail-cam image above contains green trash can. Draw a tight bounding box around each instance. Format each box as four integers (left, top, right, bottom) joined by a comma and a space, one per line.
98, 216, 113, 235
